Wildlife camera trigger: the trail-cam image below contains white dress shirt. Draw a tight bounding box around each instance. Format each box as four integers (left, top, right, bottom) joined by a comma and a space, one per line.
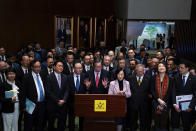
182, 72, 190, 85
136, 75, 144, 82
32, 72, 45, 102
22, 66, 28, 74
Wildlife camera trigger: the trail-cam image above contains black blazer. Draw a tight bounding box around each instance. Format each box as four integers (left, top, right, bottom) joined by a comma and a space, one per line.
82, 64, 93, 73
172, 73, 196, 109
128, 74, 151, 110
67, 73, 87, 103
62, 62, 72, 75
21, 72, 46, 109
86, 69, 110, 94
0, 81, 22, 113
15, 66, 31, 83
40, 67, 53, 82
45, 72, 69, 110
151, 75, 174, 110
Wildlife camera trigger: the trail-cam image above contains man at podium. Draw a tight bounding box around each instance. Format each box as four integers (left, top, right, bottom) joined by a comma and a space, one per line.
84, 59, 110, 94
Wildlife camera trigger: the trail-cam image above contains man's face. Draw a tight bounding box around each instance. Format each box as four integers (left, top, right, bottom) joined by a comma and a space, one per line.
156, 52, 163, 59
54, 62, 64, 74
94, 62, 102, 72
28, 51, 34, 57
84, 56, 90, 65
35, 43, 41, 50
47, 58, 54, 68
66, 55, 74, 64
59, 42, 64, 48
128, 50, 135, 58
90, 55, 94, 64
121, 41, 125, 47
118, 60, 126, 68
94, 52, 101, 59
31, 62, 41, 74
167, 61, 175, 71
190, 69, 196, 76
21, 56, 30, 68
103, 56, 111, 67
179, 64, 189, 75
151, 58, 159, 69
0, 48, 6, 55
108, 51, 115, 61
74, 63, 83, 75
136, 66, 144, 77
0, 61, 8, 72
129, 61, 136, 70
165, 48, 171, 56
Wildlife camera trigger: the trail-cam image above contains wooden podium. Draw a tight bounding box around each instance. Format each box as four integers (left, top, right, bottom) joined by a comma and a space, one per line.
75, 94, 126, 131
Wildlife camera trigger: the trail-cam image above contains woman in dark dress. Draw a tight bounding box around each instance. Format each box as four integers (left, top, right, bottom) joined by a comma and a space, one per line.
151, 62, 174, 131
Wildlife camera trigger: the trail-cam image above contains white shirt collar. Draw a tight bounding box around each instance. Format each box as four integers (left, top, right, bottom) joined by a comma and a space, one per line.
182, 72, 189, 78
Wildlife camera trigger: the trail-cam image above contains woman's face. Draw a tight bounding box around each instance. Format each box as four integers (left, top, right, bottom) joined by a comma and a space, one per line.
7, 72, 16, 81
117, 70, 124, 81
158, 63, 166, 73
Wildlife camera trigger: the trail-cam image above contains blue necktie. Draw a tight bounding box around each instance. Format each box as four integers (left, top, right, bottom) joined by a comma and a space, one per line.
76, 75, 80, 92
36, 74, 44, 102
182, 75, 186, 87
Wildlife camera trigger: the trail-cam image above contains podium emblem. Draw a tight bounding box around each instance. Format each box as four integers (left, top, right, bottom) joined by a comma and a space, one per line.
94, 100, 106, 112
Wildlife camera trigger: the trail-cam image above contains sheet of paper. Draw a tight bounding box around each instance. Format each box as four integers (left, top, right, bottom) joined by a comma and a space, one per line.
26, 98, 36, 115
180, 101, 190, 111
176, 95, 192, 105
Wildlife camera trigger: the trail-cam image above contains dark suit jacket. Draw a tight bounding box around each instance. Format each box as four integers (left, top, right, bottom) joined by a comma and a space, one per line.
67, 73, 87, 104
62, 62, 72, 75
40, 67, 53, 82
15, 66, 31, 83
86, 69, 110, 94
57, 29, 66, 42
21, 72, 46, 109
45, 72, 69, 110
82, 64, 93, 73
128, 74, 151, 110
0, 81, 22, 113
145, 69, 158, 78
172, 73, 196, 109
151, 75, 174, 110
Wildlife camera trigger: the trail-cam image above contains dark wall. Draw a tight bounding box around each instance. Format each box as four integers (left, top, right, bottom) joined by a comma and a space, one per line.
0, 0, 115, 53
174, 0, 196, 62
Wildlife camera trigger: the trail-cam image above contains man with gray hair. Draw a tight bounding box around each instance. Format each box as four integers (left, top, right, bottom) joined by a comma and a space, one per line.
127, 64, 151, 131
102, 55, 113, 72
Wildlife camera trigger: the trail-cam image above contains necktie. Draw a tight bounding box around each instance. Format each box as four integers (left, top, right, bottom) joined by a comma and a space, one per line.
49, 69, 52, 74
182, 75, 186, 87
138, 77, 141, 86
58, 74, 61, 88
96, 72, 99, 88
36, 74, 44, 102
76, 75, 80, 92
25, 69, 28, 74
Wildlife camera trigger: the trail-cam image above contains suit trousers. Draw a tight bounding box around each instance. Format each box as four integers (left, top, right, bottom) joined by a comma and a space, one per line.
24, 102, 45, 131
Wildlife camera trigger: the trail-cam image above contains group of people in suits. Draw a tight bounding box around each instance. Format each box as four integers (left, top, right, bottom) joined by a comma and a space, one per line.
0, 42, 196, 131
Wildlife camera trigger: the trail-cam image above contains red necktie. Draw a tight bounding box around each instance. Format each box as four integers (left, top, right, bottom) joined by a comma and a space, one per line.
96, 72, 99, 88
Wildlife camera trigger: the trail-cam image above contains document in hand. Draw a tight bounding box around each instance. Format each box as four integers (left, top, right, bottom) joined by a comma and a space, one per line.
5, 90, 14, 99
26, 98, 36, 114
176, 95, 192, 111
